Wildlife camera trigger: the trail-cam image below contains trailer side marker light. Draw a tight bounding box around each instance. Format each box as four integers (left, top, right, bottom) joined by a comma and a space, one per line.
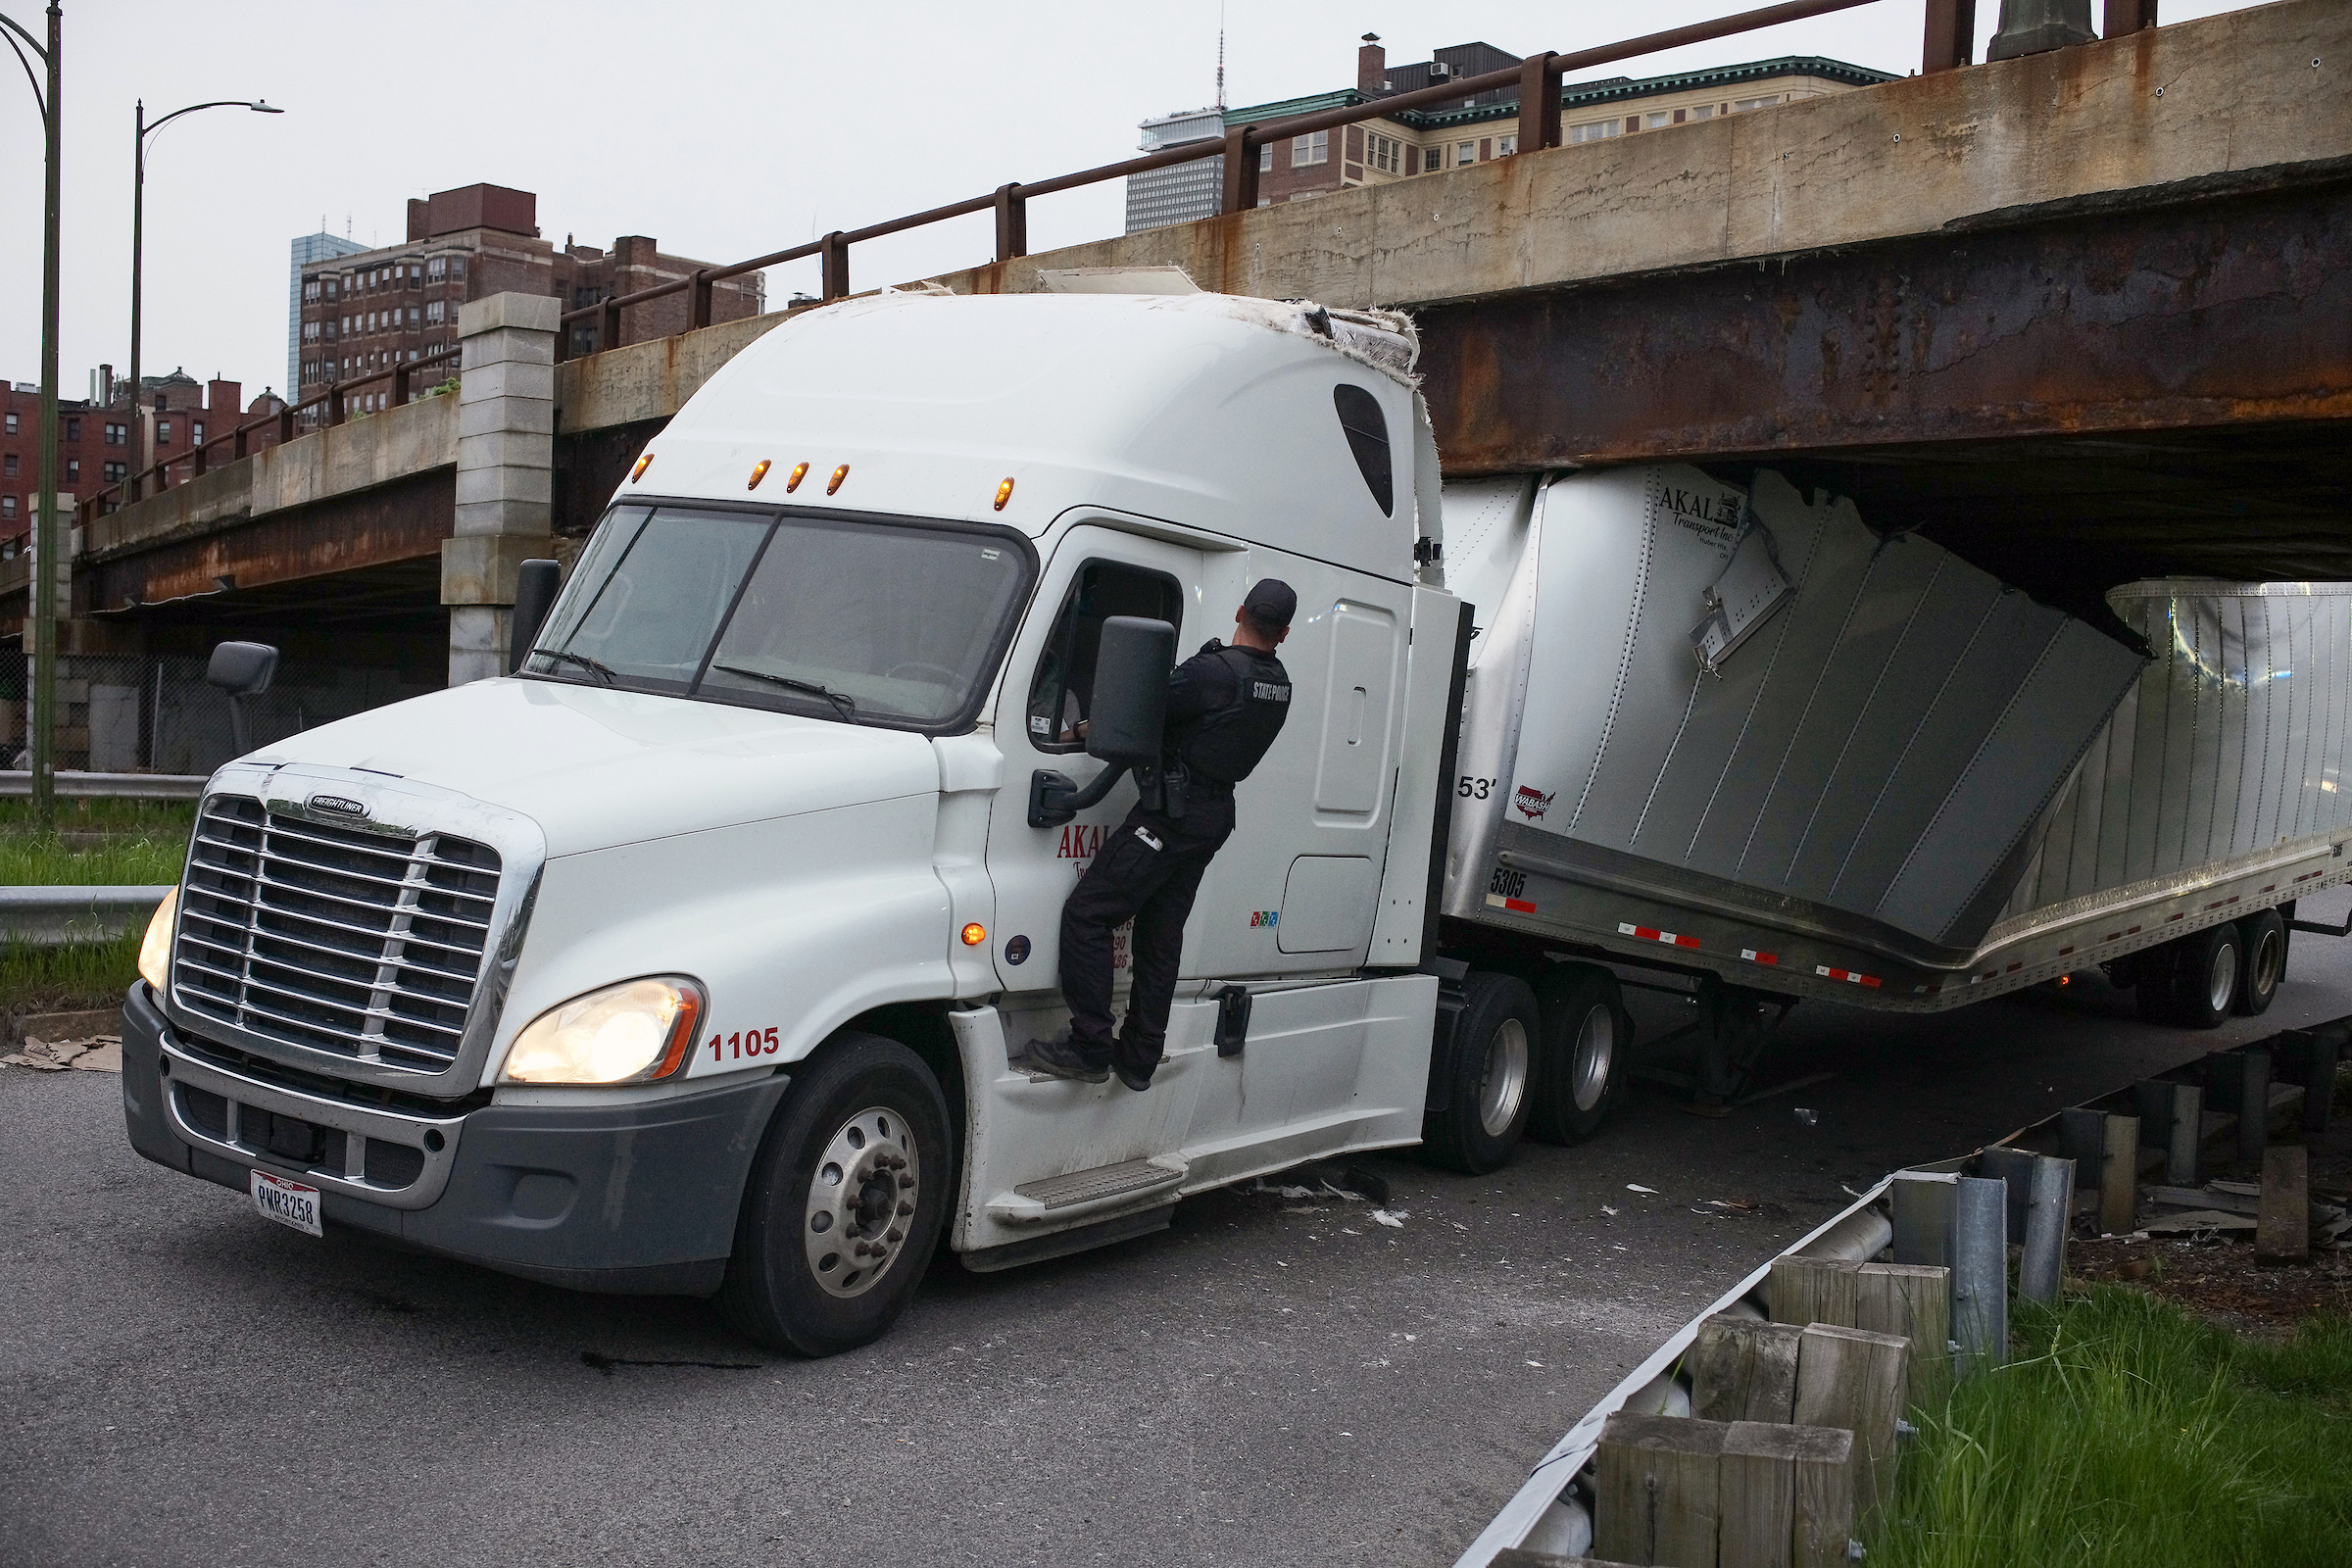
2264, 885, 2278, 893
2128, 925, 2142, 934
2168, 913, 2184, 922
629, 453, 654, 482
961, 923, 987, 947
1618, 922, 1698, 950
2105, 932, 2122, 942
2005, 961, 2023, 973
1488, 894, 1537, 913
995, 477, 1015, 512
747, 459, 771, 490
828, 465, 850, 495
2055, 973, 2072, 987
1815, 965, 1882, 989
786, 462, 809, 492
1740, 949, 1779, 966
2059, 946, 2075, 956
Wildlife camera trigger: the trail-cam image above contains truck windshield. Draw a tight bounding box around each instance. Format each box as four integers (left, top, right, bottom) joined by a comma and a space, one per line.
525, 504, 1033, 730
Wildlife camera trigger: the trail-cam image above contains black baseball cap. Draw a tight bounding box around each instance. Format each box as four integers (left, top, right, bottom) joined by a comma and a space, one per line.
1242, 578, 1297, 630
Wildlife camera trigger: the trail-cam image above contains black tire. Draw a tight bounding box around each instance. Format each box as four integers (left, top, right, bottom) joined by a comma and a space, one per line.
2160, 923, 2244, 1030
1526, 965, 1628, 1145
2235, 908, 2284, 1015
1422, 970, 1540, 1174
717, 1032, 952, 1357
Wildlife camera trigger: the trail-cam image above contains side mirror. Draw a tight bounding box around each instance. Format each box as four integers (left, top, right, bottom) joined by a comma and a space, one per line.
509, 559, 563, 674
1028, 615, 1175, 829
206, 641, 278, 756
1085, 615, 1175, 764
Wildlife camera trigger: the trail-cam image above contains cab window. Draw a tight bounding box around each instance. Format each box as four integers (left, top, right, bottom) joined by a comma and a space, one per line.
1025, 561, 1183, 753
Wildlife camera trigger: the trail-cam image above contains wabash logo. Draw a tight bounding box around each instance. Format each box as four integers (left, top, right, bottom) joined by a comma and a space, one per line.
1513, 785, 1555, 821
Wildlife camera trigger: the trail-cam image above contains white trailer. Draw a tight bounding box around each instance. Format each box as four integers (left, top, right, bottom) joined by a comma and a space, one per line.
118, 287, 2352, 1353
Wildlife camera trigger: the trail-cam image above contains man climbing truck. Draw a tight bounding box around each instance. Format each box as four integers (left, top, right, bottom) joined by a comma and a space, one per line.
121, 284, 2352, 1355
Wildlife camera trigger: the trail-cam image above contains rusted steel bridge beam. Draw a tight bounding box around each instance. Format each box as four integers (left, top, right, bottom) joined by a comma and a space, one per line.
1416, 174, 2352, 474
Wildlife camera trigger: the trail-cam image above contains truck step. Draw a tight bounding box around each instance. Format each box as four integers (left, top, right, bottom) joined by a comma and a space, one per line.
987, 1155, 1188, 1224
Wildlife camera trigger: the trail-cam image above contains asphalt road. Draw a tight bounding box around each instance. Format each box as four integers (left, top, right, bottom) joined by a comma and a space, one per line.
10, 890, 2351, 1568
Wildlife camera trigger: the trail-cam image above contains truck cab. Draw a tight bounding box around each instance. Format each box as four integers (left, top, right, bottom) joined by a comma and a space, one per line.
120, 289, 1470, 1355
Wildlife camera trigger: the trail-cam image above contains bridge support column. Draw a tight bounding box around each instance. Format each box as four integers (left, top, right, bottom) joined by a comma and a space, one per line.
444, 293, 559, 686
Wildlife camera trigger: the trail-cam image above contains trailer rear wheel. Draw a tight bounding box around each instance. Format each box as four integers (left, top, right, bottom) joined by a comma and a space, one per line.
717, 1033, 951, 1357
1527, 966, 1628, 1145
2143, 923, 2243, 1030
1423, 970, 1540, 1174
2235, 908, 2284, 1015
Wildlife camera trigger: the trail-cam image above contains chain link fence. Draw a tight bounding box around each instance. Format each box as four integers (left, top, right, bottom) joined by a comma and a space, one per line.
4, 653, 433, 775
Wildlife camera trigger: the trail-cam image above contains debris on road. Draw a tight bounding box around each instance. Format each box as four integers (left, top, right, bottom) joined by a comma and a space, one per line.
0, 1035, 122, 1073
1793, 1107, 1819, 1125
1371, 1209, 1407, 1228
1625, 1184, 1658, 1195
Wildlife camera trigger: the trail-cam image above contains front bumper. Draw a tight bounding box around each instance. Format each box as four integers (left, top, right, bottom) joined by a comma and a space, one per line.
122, 983, 789, 1297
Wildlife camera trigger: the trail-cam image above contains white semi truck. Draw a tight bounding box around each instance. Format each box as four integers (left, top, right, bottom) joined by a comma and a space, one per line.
121, 286, 2352, 1354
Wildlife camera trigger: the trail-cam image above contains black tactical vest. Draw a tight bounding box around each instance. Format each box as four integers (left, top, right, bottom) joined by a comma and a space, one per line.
1176, 645, 1294, 785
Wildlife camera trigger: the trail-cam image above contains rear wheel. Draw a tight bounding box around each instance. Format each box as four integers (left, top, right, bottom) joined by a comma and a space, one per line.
1527, 966, 1628, 1145
2234, 908, 2284, 1015
1423, 970, 1540, 1174
717, 1033, 951, 1357
2148, 923, 2243, 1030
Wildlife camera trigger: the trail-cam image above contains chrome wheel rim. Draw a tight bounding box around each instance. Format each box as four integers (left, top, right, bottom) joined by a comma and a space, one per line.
2207, 942, 2239, 1015
2253, 928, 2282, 996
1570, 1004, 1616, 1113
804, 1104, 920, 1299
1478, 1017, 1530, 1138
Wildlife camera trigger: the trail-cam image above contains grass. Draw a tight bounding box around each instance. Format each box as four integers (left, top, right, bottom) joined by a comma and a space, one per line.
1, 800, 188, 1014
0, 799, 192, 887
1873, 1287, 2352, 1568
0, 928, 140, 1017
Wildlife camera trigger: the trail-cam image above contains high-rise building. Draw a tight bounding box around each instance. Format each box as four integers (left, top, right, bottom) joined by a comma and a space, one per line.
288, 230, 368, 397
1126, 37, 1895, 232
291, 183, 765, 422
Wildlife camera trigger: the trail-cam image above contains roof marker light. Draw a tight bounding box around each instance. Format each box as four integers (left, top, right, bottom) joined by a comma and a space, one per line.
828, 464, 850, 496
786, 462, 808, 493
961, 922, 987, 947
995, 477, 1015, 512
629, 453, 654, 482
748, 459, 771, 490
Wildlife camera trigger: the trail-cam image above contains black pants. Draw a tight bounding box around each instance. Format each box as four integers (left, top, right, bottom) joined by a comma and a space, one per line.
1058, 792, 1236, 1080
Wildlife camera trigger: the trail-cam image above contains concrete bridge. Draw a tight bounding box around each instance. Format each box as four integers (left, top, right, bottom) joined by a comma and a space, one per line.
7, 0, 2348, 760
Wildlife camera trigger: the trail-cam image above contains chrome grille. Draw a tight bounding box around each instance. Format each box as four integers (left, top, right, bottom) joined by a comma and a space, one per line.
173, 795, 503, 1073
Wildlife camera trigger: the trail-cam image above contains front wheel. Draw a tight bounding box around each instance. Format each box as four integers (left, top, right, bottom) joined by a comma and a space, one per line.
1423, 970, 1540, 1174
717, 1033, 951, 1357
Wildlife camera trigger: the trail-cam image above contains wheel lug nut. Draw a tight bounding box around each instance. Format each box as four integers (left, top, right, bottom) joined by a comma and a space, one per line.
898, 1175, 915, 1189
897, 1201, 913, 1216
886, 1229, 904, 1243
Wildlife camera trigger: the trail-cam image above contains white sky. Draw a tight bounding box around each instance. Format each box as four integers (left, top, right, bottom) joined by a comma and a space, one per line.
0, 0, 2261, 402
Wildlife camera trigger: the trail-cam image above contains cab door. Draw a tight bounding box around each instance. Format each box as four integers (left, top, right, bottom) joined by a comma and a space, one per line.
982, 525, 1204, 1010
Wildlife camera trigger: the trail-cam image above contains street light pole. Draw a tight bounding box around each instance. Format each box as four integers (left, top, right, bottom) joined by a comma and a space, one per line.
128, 96, 280, 485
2, 3, 62, 820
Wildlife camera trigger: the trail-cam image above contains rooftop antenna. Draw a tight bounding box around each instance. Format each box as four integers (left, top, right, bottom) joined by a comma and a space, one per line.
1215, 0, 1226, 111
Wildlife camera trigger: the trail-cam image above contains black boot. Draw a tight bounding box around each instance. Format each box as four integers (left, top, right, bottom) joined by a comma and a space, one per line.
1111, 1025, 1164, 1094
1025, 1028, 1109, 1084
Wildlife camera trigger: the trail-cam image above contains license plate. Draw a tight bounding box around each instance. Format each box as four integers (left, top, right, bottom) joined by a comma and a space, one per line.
250, 1169, 322, 1238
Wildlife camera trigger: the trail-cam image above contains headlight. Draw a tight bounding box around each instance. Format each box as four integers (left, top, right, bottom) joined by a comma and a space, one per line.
499, 976, 704, 1085
137, 886, 179, 992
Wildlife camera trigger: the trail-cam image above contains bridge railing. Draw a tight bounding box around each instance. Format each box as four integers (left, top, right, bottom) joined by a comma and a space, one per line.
77, 342, 464, 528
549, 0, 2080, 360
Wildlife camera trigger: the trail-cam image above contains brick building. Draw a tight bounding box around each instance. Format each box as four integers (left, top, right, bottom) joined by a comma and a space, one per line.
1127, 37, 1895, 230
0, 370, 282, 550
292, 183, 765, 419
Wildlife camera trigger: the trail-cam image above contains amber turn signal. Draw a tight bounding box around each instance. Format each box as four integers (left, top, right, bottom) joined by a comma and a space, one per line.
828, 464, 850, 495
748, 459, 771, 490
961, 923, 987, 947
629, 453, 655, 482
786, 461, 808, 493
994, 477, 1014, 512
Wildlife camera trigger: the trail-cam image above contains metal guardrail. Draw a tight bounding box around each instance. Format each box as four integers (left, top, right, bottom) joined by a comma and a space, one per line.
0, 770, 208, 801
0, 885, 172, 947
